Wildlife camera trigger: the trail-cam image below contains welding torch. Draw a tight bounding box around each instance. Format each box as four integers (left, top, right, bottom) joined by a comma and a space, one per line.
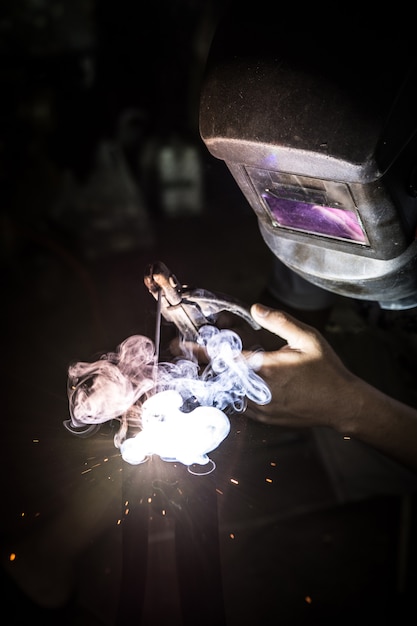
144, 261, 261, 350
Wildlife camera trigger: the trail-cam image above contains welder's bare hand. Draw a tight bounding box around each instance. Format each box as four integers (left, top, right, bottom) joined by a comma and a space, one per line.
244, 303, 359, 429
215, 310, 285, 352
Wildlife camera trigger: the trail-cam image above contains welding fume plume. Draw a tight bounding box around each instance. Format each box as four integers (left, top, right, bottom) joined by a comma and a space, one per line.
65, 306, 271, 472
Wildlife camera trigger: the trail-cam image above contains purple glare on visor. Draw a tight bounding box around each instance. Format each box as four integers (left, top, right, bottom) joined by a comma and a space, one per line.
262, 192, 367, 243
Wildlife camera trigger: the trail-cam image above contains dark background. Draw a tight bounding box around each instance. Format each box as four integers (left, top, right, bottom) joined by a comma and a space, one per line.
1, 2, 417, 625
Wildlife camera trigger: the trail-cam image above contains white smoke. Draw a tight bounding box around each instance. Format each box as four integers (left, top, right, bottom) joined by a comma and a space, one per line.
67, 325, 271, 470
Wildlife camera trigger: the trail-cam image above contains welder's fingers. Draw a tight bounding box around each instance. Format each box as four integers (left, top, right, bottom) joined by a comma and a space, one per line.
250, 303, 321, 353
243, 305, 354, 429
216, 310, 284, 352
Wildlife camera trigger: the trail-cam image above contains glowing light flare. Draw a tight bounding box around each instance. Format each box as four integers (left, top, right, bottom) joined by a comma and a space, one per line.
120, 390, 230, 466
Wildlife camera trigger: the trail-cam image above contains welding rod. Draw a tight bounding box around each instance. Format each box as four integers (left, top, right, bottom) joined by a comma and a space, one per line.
154, 288, 162, 361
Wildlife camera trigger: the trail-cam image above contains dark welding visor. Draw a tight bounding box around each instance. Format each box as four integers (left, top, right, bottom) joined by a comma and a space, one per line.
199, 5, 417, 309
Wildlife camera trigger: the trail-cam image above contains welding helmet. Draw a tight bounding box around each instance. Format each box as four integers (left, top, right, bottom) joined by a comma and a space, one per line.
199, 5, 417, 310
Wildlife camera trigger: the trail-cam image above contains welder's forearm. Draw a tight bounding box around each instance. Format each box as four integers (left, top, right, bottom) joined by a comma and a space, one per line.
338, 378, 417, 473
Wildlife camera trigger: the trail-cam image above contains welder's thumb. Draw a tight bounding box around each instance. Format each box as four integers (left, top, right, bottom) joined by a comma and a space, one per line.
250, 303, 315, 350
